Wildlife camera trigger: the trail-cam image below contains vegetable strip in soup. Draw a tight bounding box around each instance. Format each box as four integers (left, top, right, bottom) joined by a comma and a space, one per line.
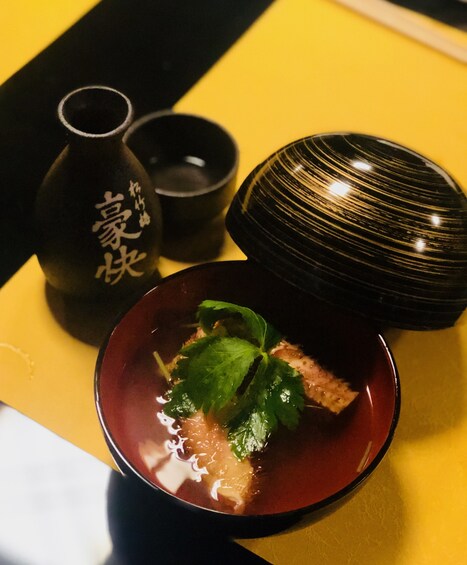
271, 341, 359, 414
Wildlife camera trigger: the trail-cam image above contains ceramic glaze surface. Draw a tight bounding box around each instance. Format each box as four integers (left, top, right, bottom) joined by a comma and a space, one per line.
226, 133, 467, 330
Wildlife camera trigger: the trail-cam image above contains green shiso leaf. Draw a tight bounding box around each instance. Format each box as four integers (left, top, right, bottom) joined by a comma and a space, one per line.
227, 355, 304, 460
162, 300, 305, 460
163, 384, 196, 419
164, 335, 259, 417
197, 300, 281, 351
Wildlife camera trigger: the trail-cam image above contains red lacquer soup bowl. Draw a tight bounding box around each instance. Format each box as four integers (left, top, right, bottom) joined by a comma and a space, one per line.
95, 260, 400, 537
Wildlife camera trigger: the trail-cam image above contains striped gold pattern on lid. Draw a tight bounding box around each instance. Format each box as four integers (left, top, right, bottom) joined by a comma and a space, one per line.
226, 133, 467, 330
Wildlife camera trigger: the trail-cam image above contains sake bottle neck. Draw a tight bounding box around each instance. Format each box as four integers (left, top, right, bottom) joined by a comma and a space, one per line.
58, 85, 133, 158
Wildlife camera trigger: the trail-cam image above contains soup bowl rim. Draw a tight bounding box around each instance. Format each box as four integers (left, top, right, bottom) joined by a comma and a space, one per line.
94, 259, 401, 522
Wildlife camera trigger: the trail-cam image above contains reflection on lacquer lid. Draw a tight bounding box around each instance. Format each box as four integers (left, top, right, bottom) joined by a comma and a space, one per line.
226, 133, 467, 330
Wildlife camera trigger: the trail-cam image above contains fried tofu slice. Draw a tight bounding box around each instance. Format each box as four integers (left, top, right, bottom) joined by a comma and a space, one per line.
181, 411, 254, 513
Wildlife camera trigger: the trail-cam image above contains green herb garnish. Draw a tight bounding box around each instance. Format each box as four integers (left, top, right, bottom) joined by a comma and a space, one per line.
227, 355, 305, 459
170, 335, 259, 415
163, 300, 305, 460
197, 300, 282, 351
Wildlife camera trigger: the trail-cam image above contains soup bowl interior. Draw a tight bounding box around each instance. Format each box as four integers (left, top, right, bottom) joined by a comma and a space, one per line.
95, 260, 400, 537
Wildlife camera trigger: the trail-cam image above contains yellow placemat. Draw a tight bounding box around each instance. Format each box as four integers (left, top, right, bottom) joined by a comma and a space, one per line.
0, 257, 111, 463
0, 0, 99, 85
174, 0, 467, 190
1, 0, 467, 563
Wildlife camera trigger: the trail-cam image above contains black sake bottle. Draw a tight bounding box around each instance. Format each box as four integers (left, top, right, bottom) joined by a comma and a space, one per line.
35, 85, 162, 299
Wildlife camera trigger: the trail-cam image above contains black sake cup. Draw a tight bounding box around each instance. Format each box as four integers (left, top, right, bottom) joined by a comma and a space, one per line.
124, 110, 239, 234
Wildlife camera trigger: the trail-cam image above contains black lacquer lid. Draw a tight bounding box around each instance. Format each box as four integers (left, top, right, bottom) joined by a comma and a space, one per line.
226, 133, 467, 330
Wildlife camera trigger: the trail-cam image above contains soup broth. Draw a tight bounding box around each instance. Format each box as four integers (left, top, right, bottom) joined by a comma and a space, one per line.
115, 323, 376, 516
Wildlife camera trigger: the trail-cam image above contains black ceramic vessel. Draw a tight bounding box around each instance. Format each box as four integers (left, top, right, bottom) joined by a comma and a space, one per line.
35, 85, 163, 299
124, 111, 238, 233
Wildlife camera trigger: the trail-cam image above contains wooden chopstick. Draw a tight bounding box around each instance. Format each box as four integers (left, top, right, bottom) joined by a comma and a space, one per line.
332, 0, 467, 63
